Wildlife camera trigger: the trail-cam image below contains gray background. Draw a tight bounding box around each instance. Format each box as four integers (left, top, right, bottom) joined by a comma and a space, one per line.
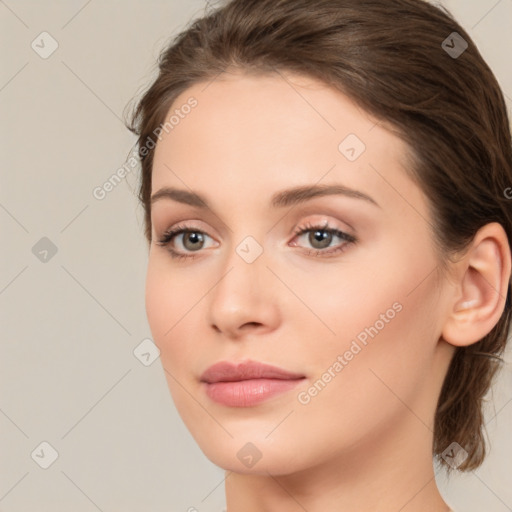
1, 1, 511, 511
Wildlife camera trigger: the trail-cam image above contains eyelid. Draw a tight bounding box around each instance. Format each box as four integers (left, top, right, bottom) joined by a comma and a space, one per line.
156, 219, 217, 240
291, 217, 352, 236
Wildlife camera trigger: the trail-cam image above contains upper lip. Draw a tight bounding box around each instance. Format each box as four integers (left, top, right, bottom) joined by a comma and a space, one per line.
200, 360, 305, 383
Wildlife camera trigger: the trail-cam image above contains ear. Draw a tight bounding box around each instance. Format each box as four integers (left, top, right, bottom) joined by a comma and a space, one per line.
441, 222, 511, 347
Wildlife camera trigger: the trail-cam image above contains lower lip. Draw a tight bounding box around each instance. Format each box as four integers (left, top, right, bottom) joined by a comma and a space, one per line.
203, 378, 304, 407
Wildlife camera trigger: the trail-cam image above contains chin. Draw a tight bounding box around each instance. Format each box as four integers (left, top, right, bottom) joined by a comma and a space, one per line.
191, 431, 309, 475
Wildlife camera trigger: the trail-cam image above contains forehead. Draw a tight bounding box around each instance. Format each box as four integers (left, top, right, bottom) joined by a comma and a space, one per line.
151, 70, 424, 217
155, 70, 386, 158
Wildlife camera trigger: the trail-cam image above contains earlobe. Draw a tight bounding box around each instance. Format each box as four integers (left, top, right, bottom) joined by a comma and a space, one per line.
441, 222, 511, 347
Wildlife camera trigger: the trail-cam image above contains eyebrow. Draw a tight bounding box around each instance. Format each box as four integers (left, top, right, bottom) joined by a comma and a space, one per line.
150, 183, 380, 209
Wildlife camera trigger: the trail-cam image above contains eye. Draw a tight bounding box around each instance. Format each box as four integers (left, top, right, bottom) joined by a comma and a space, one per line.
290, 220, 356, 257
155, 223, 216, 260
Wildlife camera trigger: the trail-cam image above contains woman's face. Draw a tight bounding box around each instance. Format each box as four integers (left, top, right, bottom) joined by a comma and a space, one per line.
146, 71, 455, 474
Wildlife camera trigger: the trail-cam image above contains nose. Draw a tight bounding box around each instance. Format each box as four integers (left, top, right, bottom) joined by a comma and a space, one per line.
207, 243, 281, 339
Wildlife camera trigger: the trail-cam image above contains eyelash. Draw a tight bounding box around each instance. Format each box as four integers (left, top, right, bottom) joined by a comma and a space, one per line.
155, 221, 357, 261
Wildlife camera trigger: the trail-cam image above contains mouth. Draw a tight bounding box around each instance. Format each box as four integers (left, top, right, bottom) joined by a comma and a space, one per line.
200, 360, 306, 407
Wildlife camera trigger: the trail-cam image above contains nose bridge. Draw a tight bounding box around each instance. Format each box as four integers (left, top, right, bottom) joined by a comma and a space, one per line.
207, 230, 278, 334
214, 232, 267, 301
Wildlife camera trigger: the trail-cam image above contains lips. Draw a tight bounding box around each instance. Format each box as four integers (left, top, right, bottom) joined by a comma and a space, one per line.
200, 360, 306, 407
200, 360, 305, 383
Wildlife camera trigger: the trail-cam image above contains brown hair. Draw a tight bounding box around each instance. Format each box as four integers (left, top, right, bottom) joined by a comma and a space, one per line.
125, 0, 512, 472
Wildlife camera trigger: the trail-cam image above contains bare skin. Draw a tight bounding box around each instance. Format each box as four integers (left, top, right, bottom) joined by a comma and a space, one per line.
145, 70, 510, 512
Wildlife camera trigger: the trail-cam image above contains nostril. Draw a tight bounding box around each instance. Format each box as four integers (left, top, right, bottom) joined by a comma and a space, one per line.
243, 322, 262, 328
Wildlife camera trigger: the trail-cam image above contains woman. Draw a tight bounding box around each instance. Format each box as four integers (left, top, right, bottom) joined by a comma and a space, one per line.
125, 0, 512, 510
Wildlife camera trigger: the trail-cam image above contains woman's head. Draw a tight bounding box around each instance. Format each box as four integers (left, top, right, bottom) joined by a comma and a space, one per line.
126, 0, 512, 474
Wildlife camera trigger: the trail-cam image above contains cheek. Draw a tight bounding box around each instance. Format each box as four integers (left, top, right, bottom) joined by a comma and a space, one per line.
272, 257, 409, 375
145, 258, 172, 341
145, 256, 199, 367
145, 257, 212, 435
284, 292, 439, 467
287, 232, 438, 381
294, 254, 441, 429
